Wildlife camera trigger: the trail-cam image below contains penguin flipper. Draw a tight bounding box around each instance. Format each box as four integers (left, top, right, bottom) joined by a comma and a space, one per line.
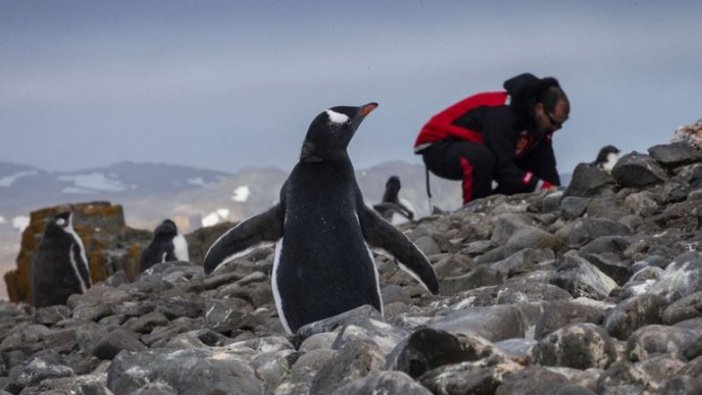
203, 204, 284, 274
359, 206, 439, 294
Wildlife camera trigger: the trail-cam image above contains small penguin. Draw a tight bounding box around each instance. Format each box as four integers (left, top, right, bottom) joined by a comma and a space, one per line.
593, 145, 620, 173
204, 103, 439, 333
140, 219, 189, 272
32, 210, 91, 308
373, 175, 414, 222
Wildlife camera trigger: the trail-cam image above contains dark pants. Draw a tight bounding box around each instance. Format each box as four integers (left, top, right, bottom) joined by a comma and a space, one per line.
421, 141, 496, 204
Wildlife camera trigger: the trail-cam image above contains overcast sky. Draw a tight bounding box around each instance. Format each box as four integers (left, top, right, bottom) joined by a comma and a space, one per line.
1, 0, 700, 176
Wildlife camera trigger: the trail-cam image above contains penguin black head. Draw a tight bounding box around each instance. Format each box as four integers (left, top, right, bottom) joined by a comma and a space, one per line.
300, 102, 378, 162
386, 175, 401, 192
44, 211, 73, 237
593, 145, 621, 173
154, 219, 178, 239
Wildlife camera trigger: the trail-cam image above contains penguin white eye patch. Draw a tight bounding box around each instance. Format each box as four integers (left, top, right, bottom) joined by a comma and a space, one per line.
56, 218, 67, 226
326, 110, 349, 124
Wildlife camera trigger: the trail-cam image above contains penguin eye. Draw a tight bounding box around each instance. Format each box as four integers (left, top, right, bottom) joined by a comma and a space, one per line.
56, 218, 67, 226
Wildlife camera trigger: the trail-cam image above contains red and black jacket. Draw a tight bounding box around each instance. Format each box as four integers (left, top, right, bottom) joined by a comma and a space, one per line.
413, 91, 560, 193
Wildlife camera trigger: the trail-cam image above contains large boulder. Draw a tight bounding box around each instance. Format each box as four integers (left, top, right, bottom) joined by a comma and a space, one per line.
611, 152, 668, 188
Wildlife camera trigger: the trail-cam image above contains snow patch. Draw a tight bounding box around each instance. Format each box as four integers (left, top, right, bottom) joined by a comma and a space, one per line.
59, 172, 126, 192
12, 216, 29, 232
232, 186, 251, 202
0, 170, 37, 187
187, 177, 206, 186
201, 208, 230, 227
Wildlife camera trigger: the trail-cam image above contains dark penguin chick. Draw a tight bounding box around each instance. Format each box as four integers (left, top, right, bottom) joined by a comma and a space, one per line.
204, 103, 439, 333
32, 210, 91, 308
140, 219, 189, 272
593, 145, 620, 173
373, 175, 414, 221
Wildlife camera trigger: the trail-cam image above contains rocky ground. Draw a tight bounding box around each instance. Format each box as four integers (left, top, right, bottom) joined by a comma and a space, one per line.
2, 139, 702, 394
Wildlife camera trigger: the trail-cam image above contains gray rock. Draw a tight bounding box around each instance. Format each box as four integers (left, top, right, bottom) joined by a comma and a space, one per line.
560, 196, 590, 220
557, 218, 632, 247
251, 350, 300, 395
385, 328, 495, 378
624, 191, 660, 216
663, 291, 702, 325
309, 338, 385, 395
564, 163, 618, 198
587, 197, 630, 220
420, 354, 521, 395
612, 151, 668, 188
92, 328, 147, 360
493, 338, 537, 364
534, 323, 617, 369
33, 306, 72, 326
550, 254, 618, 300
203, 298, 253, 334
535, 299, 610, 339
490, 248, 555, 278
596, 360, 649, 395
490, 214, 536, 245
414, 235, 441, 256
72, 304, 116, 322
6, 356, 74, 394
331, 322, 408, 356
130, 382, 177, 395
106, 348, 262, 394
648, 252, 702, 302
448, 280, 571, 308
296, 305, 382, 340
298, 333, 337, 352
428, 305, 527, 342
330, 371, 432, 395
163, 328, 232, 349
123, 312, 169, 334
495, 366, 569, 395
274, 349, 337, 395
626, 325, 702, 361
440, 265, 503, 295
604, 294, 667, 340
649, 142, 702, 168
504, 226, 562, 257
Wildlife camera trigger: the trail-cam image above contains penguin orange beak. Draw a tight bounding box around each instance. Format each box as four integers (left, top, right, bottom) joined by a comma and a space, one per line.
358, 102, 378, 117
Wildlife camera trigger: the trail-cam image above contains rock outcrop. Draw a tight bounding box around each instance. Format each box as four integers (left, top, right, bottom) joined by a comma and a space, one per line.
2, 135, 702, 393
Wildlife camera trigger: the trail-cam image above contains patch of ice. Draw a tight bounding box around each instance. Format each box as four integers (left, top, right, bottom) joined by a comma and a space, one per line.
232, 186, 251, 202
0, 170, 37, 187
59, 172, 126, 192
12, 216, 29, 232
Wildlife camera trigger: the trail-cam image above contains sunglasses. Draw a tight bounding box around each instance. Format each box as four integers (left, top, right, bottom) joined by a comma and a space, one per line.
545, 112, 563, 130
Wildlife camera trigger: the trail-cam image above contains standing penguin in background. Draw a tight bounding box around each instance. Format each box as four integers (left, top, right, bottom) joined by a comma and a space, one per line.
592, 145, 620, 173
32, 210, 91, 308
204, 103, 439, 333
373, 175, 415, 222
140, 219, 189, 272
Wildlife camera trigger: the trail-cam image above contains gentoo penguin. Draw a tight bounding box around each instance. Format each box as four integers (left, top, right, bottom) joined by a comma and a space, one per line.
204, 103, 439, 333
593, 145, 620, 173
32, 210, 91, 308
140, 219, 189, 272
373, 175, 414, 222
